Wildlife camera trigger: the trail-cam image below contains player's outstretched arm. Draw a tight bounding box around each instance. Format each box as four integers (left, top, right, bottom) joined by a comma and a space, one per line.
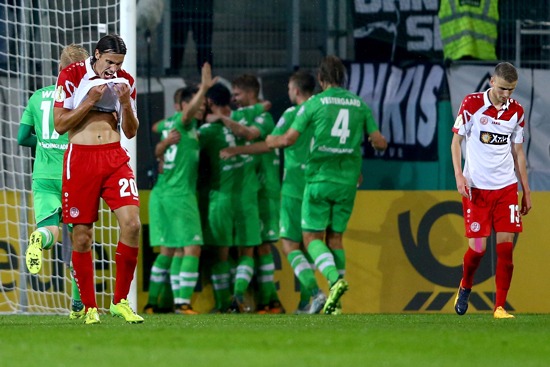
220, 141, 270, 160
265, 128, 300, 149
182, 62, 218, 125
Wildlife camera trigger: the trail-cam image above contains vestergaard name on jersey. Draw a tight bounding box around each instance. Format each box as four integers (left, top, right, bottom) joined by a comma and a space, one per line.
319, 97, 360, 107
479, 131, 508, 145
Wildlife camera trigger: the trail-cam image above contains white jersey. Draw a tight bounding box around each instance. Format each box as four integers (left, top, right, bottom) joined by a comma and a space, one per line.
54, 57, 137, 118
452, 89, 525, 190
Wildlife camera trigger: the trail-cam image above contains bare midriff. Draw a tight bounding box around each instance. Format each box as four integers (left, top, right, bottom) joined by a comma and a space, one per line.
68, 110, 120, 145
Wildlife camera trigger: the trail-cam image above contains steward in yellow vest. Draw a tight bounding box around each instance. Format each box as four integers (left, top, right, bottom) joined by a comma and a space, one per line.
439, 0, 498, 60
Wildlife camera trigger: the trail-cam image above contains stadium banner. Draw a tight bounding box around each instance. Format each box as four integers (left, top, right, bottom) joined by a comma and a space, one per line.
352, 0, 443, 62
347, 62, 445, 161
447, 65, 550, 191
3, 190, 548, 314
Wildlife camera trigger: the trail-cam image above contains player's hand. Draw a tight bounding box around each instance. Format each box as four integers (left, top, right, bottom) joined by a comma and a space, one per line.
520, 192, 532, 216
88, 84, 107, 103
455, 174, 470, 199
265, 135, 276, 149
200, 62, 219, 90
113, 83, 131, 105
220, 147, 237, 160
165, 129, 181, 145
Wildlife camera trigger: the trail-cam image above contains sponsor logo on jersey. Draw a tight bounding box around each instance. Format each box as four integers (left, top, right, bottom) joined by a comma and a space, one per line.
479, 131, 508, 145
54, 86, 66, 103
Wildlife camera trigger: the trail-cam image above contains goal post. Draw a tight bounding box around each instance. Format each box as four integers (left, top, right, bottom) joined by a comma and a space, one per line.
0, 1, 137, 315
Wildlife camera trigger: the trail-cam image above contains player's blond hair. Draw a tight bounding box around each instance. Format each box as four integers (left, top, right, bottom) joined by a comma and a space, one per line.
59, 44, 89, 70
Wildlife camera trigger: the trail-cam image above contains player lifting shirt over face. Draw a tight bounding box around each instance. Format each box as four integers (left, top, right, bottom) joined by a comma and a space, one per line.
53, 34, 143, 325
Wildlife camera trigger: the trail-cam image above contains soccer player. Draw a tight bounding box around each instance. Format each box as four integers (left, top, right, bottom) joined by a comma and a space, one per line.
230, 74, 284, 313
266, 55, 387, 314
220, 70, 325, 314
199, 83, 262, 313
146, 63, 217, 315
20, 43, 89, 319
451, 62, 531, 319
53, 34, 142, 324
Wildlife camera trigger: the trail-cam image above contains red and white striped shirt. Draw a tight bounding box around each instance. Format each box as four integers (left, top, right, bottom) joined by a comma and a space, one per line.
54, 57, 137, 118
452, 89, 525, 190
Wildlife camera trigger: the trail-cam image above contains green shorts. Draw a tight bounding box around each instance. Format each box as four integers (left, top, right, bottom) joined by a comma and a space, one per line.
32, 179, 63, 227
279, 195, 302, 243
208, 191, 261, 247
301, 181, 357, 233
148, 189, 203, 248
258, 194, 280, 242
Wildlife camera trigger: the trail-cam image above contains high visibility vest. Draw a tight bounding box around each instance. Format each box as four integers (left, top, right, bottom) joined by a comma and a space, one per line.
439, 0, 498, 60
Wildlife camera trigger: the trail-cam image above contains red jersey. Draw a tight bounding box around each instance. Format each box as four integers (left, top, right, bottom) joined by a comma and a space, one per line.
452, 89, 525, 190
53, 57, 137, 117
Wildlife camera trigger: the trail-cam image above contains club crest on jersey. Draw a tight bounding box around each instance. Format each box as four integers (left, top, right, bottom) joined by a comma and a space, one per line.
54, 86, 66, 102
479, 131, 508, 145
470, 222, 480, 232
480, 116, 489, 125
70, 207, 80, 218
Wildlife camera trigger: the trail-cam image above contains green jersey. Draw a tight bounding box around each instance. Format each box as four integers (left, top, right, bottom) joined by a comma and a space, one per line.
199, 120, 258, 194
20, 85, 68, 180
291, 87, 379, 186
231, 104, 280, 198
155, 112, 200, 195
272, 104, 313, 199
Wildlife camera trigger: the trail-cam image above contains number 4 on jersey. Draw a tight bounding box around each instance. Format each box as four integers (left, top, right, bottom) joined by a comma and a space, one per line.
331, 109, 350, 144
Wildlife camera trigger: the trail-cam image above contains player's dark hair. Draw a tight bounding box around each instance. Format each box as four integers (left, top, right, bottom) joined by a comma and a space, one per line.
231, 74, 260, 96
91, 34, 127, 64
206, 83, 231, 106
290, 70, 316, 95
173, 87, 185, 104
494, 62, 518, 83
179, 85, 199, 104
318, 55, 347, 87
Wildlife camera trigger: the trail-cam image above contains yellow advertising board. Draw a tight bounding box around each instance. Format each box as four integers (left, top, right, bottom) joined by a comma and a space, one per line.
138, 190, 550, 314
3, 190, 549, 314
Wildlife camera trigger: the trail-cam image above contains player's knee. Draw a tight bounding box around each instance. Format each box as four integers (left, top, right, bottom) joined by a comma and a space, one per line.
120, 216, 141, 237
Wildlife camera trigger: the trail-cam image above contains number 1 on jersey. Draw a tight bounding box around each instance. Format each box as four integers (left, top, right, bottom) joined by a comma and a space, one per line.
331, 109, 350, 144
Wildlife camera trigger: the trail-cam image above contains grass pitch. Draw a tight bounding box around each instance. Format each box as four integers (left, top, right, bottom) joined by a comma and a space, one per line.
1, 313, 549, 367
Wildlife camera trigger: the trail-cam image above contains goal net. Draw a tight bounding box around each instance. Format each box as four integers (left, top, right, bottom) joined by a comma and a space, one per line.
0, 1, 125, 314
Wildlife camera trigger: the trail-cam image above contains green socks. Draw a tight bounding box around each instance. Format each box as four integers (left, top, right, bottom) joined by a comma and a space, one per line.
147, 254, 172, 306
177, 255, 200, 305
234, 255, 254, 297
287, 250, 319, 301
307, 239, 340, 286
211, 260, 231, 311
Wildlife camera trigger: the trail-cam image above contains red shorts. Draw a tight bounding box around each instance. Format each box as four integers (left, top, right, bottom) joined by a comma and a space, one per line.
462, 183, 522, 238
62, 142, 140, 224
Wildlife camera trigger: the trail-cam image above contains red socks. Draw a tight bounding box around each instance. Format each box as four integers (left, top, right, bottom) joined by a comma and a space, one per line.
72, 250, 97, 310
461, 247, 486, 289
495, 242, 514, 309
113, 242, 139, 304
